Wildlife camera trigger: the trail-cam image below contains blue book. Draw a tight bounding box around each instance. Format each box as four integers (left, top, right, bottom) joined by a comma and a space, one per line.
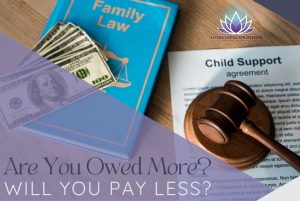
42, 0, 179, 113
20, 0, 179, 159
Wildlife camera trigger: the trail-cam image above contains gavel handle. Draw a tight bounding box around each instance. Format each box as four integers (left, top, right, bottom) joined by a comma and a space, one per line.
240, 120, 300, 173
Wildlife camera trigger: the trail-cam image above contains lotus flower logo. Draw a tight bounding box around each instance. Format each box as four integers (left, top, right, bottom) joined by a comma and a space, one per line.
219, 12, 254, 34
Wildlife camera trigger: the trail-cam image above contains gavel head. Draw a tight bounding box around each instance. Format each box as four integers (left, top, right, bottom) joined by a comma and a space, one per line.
198, 80, 257, 144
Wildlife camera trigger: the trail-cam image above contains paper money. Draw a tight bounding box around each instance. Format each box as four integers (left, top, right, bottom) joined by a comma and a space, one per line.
17, 23, 65, 68
32, 23, 65, 52
36, 23, 76, 53
0, 22, 117, 130
17, 22, 115, 89
56, 47, 115, 89
45, 37, 91, 60
0, 65, 96, 129
50, 43, 94, 62
19, 23, 77, 69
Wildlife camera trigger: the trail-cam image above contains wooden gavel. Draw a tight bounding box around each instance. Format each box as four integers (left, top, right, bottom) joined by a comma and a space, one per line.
197, 80, 300, 172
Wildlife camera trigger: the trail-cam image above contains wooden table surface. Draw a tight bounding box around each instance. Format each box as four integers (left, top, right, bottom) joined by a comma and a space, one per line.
1, 0, 299, 132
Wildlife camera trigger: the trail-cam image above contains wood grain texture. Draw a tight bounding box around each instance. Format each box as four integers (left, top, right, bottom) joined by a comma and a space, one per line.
146, 0, 300, 132
0, 0, 299, 133
0, 0, 55, 48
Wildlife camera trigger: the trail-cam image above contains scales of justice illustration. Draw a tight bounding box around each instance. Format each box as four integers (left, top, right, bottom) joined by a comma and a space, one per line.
103, 45, 131, 88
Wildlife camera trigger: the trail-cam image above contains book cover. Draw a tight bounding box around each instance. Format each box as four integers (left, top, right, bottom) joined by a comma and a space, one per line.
20, 0, 179, 159
42, 0, 179, 113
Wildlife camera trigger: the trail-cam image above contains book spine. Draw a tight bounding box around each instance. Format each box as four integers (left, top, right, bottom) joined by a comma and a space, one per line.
40, 0, 73, 37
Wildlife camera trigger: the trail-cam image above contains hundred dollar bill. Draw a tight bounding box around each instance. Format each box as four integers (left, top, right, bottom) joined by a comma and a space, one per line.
41, 33, 88, 58
56, 47, 116, 89
21, 36, 91, 68
43, 23, 109, 61
24, 42, 95, 68
50, 43, 94, 62
32, 23, 65, 52
15, 22, 113, 91
0, 63, 52, 84
18, 23, 77, 69
28, 30, 105, 66
17, 23, 65, 68
0, 66, 96, 130
45, 37, 92, 60
37, 23, 77, 53
46, 34, 108, 62
38, 28, 81, 56
49, 39, 108, 63
0, 44, 106, 85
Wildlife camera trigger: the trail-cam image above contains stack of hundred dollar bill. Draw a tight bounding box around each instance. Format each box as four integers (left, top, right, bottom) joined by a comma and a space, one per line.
24, 22, 116, 89
0, 22, 118, 131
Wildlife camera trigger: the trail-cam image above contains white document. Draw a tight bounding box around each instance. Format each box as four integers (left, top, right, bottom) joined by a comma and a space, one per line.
168, 46, 300, 189
259, 177, 300, 201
